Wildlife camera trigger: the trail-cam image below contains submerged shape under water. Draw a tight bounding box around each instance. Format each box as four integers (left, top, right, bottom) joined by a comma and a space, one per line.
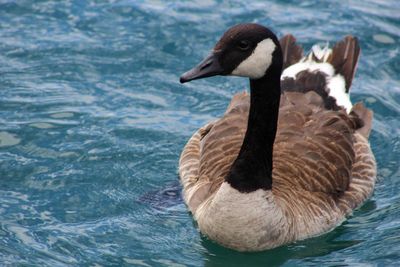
0, 0, 399, 266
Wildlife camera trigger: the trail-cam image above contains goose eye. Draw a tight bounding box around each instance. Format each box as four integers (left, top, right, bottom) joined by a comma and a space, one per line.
237, 40, 251, 51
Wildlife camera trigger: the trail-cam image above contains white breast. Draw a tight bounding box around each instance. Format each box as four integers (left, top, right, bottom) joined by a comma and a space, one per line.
194, 182, 290, 251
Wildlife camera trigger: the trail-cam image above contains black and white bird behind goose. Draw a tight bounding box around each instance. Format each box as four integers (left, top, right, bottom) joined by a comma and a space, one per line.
179, 23, 376, 251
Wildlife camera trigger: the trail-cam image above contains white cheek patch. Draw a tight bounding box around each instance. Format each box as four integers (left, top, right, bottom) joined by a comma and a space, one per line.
232, 38, 276, 79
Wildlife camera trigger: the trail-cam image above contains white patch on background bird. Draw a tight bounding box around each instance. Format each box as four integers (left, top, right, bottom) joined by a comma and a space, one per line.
232, 38, 276, 79
327, 75, 352, 112
281, 45, 352, 112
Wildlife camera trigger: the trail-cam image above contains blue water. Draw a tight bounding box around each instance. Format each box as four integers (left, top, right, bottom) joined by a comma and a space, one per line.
0, 0, 399, 266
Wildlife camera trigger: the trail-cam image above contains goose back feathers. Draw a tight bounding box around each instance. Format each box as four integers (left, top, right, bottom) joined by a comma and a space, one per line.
179, 24, 376, 251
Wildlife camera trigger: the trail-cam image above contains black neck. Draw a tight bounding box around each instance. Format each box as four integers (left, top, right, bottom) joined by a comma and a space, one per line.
226, 64, 281, 192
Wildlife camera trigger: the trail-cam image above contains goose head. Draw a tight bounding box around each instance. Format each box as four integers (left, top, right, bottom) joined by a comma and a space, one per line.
180, 23, 283, 83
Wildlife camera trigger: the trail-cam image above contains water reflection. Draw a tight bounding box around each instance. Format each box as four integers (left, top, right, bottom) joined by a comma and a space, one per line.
202, 227, 361, 267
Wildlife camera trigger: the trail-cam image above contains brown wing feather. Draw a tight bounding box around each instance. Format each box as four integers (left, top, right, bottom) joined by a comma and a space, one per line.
180, 91, 375, 214
280, 34, 304, 70
337, 133, 376, 213
274, 91, 359, 195
328, 36, 360, 92
351, 102, 373, 138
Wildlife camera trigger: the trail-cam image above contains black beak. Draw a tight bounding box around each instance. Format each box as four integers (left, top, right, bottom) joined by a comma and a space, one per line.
180, 52, 224, 83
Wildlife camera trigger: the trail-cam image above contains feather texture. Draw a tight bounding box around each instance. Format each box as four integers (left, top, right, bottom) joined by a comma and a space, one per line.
180, 91, 376, 210
180, 90, 376, 250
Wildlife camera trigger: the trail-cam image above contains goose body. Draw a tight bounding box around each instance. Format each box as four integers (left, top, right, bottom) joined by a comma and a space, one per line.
179, 24, 376, 251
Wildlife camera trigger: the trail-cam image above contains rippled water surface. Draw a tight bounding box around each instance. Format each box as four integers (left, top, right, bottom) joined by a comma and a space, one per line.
0, 0, 399, 266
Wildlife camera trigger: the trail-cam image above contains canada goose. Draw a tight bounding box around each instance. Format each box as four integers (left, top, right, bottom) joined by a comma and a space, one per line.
179, 23, 376, 252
